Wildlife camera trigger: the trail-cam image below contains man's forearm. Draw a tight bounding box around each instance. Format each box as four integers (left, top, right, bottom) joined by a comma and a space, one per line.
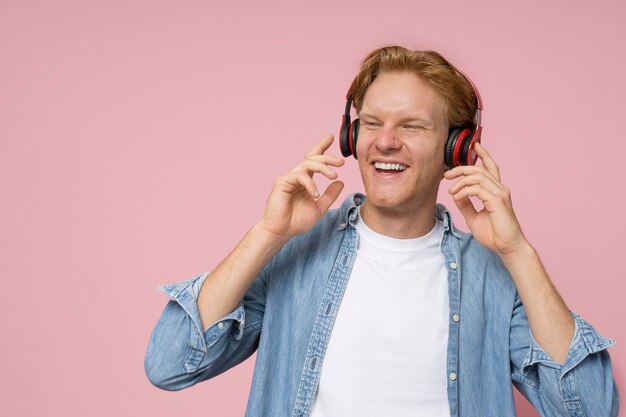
197, 222, 289, 332
500, 242, 575, 364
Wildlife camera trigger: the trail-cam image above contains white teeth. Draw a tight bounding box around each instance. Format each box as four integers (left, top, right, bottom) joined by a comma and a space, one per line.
374, 162, 407, 171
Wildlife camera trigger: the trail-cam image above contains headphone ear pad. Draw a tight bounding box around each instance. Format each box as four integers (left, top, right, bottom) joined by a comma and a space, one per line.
445, 128, 463, 168
339, 114, 353, 157
350, 118, 360, 159
446, 127, 475, 168
462, 132, 480, 166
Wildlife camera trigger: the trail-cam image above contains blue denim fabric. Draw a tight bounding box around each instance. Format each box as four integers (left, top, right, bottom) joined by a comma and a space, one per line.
145, 193, 619, 417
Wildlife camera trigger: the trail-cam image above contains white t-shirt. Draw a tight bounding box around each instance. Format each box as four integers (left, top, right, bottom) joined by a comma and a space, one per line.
310, 210, 451, 417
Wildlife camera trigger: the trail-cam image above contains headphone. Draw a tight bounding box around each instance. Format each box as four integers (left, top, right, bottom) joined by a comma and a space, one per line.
339, 70, 483, 169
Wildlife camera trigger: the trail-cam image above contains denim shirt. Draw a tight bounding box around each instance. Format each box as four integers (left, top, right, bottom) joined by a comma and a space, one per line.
145, 193, 619, 417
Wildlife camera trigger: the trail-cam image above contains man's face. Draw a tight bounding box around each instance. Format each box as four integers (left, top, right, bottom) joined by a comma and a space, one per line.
356, 71, 448, 213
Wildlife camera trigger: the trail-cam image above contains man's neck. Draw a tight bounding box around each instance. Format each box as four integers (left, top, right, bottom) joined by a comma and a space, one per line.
359, 200, 437, 239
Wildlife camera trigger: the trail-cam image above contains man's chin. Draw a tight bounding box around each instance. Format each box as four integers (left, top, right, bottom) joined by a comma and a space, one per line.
363, 193, 412, 213
363, 189, 435, 215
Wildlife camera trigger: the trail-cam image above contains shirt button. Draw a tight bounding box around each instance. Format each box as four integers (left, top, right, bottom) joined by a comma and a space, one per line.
452, 313, 460, 322
449, 372, 457, 381
450, 262, 458, 270
217, 322, 224, 329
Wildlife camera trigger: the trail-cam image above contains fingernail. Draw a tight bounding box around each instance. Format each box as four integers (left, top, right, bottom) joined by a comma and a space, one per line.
314, 190, 320, 198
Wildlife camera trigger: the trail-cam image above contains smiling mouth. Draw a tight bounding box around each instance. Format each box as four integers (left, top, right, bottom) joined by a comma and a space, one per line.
374, 162, 408, 173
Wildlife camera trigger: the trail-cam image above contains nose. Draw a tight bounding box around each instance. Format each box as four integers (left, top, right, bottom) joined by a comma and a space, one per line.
374, 125, 402, 152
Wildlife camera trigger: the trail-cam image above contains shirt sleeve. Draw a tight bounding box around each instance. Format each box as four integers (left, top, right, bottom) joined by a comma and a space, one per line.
144, 264, 269, 391
509, 294, 619, 416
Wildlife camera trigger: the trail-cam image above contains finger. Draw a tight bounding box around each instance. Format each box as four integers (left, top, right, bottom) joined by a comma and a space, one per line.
290, 160, 339, 180
474, 143, 501, 181
305, 134, 335, 158
316, 181, 345, 213
454, 195, 477, 221
444, 164, 500, 186
281, 171, 320, 198
307, 154, 345, 168
451, 184, 492, 202
295, 172, 320, 198
451, 184, 507, 213
448, 173, 506, 197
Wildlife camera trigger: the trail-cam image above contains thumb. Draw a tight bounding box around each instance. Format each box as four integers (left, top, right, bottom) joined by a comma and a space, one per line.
317, 181, 344, 214
454, 196, 477, 223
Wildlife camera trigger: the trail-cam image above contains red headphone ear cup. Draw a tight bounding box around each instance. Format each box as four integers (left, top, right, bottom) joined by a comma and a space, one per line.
452, 128, 472, 167
463, 133, 480, 165
445, 128, 463, 168
466, 126, 482, 165
339, 114, 353, 157
350, 118, 360, 159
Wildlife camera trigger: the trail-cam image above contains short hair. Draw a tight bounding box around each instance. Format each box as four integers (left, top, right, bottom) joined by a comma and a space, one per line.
348, 45, 477, 130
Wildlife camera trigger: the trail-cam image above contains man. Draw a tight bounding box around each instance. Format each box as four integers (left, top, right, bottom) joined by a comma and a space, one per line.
145, 46, 618, 416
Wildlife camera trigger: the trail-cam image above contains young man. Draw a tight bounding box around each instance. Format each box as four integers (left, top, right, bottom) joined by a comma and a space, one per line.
145, 46, 618, 417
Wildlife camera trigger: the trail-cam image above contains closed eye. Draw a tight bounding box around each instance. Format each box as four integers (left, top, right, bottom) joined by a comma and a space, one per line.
362, 121, 381, 128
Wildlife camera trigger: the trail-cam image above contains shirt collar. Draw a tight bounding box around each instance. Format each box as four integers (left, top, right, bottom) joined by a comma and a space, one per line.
338, 192, 461, 239
435, 203, 461, 238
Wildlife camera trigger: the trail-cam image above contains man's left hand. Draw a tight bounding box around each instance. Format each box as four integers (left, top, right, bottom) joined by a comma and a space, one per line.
443, 142, 528, 259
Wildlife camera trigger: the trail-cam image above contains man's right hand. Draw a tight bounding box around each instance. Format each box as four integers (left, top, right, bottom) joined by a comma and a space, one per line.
258, 134, 345, 240
196, 134, 344, 332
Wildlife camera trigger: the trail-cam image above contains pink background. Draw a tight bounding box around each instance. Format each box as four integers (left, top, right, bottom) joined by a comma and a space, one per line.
1, 0, 624, 416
